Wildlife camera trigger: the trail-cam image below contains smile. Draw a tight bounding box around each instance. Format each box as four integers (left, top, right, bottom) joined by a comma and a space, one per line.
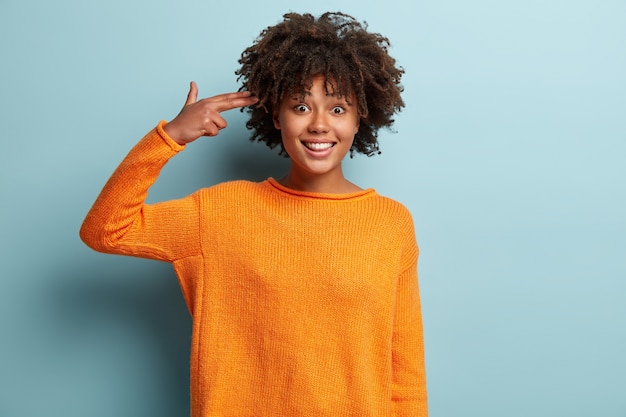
302, 141, 335, 151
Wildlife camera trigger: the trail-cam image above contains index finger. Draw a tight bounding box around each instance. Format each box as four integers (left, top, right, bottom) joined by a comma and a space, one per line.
205, 91, 259, 112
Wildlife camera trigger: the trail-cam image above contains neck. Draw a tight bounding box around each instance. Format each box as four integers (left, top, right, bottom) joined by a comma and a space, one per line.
278, 170, 361, 194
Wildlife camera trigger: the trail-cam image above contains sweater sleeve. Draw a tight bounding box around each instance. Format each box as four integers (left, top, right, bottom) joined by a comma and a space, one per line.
79, 121, 201, 262
392, 223, 428, 416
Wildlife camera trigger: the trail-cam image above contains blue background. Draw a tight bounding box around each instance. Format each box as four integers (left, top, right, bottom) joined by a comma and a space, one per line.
1, 0, 625, 416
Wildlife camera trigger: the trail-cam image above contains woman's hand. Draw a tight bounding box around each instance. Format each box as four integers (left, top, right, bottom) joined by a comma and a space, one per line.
163, 81, 258, 145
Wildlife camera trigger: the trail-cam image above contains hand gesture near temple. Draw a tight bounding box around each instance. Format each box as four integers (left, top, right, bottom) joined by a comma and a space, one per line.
163, 81, 258, 145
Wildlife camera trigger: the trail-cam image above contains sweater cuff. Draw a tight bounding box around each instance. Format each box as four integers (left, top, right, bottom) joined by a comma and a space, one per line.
156, 120, 186, 152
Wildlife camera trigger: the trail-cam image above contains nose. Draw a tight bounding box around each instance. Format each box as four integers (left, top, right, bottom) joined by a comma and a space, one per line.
308, 111, 330, 134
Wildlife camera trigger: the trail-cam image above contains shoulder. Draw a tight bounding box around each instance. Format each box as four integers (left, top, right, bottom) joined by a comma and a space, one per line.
203, 179, 261, 194
198, 180, 262, 198
368, 193, 418, 247
367, 193, 415, 225
195, 179, 269, 205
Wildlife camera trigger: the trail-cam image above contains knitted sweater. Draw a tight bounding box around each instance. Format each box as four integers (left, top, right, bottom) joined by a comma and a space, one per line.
80, 121, 428, 417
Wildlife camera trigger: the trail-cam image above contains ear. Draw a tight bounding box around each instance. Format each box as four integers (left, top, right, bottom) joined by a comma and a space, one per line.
353, 119, 360, 135
273, 111, 281, 130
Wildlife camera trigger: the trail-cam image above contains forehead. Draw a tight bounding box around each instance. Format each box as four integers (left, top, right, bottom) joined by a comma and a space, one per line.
289, 74, 354, 98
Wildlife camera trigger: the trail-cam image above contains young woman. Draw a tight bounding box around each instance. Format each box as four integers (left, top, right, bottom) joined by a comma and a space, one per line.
81, 11, 428, 416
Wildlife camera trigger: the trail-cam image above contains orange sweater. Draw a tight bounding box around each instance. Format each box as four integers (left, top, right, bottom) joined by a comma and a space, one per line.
80, 121, 428, 417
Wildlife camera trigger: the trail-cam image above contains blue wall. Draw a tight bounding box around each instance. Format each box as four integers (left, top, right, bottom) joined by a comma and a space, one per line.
1, 1, 625, 416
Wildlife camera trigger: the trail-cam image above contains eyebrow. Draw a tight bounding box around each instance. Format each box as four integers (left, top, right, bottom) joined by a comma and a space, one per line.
289, 91, 351, 100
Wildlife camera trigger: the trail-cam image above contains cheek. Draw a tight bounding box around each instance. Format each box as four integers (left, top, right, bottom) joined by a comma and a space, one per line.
347, 115, 360, 136
279, 116, 306, 138
345, 119, 360, 137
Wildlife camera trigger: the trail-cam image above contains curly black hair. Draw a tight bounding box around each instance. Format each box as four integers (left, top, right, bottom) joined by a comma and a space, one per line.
236, 11, 404, 157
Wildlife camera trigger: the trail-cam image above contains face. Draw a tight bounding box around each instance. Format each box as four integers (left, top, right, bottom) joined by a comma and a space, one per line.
273, 75, 360, 186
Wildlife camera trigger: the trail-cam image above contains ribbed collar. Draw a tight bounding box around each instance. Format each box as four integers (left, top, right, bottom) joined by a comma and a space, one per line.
265, 177, 377, 201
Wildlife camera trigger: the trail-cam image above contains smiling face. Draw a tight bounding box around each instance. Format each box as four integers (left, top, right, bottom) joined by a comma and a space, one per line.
273, 75, 360, 192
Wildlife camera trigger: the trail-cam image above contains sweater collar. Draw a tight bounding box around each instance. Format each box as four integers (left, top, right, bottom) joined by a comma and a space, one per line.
265, 177, 376, 201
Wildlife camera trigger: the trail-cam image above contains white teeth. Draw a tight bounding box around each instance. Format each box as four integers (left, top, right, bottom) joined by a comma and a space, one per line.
304, 142, 334, 151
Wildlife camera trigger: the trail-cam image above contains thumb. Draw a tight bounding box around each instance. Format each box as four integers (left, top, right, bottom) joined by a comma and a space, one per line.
185, 81, 198, 106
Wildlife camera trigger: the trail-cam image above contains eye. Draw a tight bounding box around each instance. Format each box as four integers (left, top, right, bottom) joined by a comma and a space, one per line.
331, 106, 346, 115
294, 104, 310, 113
